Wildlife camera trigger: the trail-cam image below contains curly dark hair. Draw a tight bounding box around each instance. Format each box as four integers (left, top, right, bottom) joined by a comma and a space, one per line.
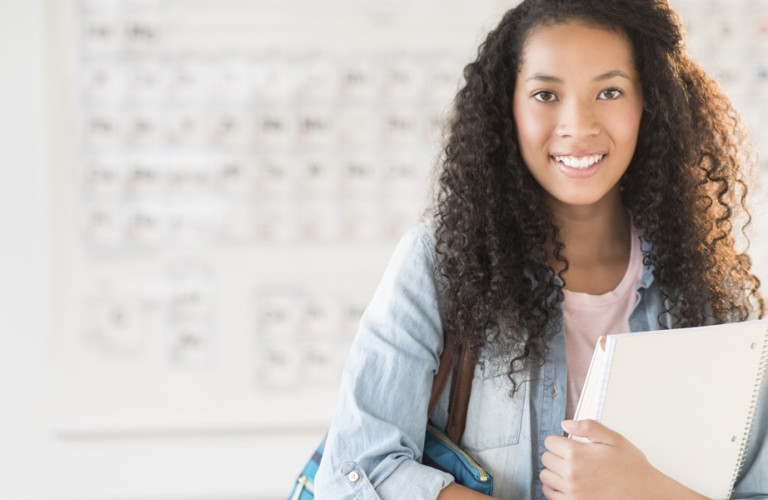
431, 0, 765, 375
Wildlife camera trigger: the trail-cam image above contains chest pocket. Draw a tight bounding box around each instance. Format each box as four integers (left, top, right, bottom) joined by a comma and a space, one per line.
460, 352, 528, 452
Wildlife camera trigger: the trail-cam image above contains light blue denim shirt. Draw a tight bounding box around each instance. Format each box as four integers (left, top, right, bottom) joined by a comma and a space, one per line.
315, 221, 768, 499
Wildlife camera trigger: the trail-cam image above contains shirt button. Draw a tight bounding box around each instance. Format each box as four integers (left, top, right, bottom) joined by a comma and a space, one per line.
347, 471, 360, 483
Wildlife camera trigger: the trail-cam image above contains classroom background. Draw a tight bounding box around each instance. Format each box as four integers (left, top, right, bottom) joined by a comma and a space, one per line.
1, 0, 766, 499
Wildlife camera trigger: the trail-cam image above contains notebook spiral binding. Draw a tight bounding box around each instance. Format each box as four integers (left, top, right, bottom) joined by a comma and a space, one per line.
728, 325, 768, 498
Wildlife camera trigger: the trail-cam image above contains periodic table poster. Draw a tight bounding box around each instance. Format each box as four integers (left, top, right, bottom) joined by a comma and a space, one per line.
48, 0, 768, 433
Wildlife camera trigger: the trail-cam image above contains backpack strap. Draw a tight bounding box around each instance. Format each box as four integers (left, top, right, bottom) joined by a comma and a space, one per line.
427, 341, 476, 444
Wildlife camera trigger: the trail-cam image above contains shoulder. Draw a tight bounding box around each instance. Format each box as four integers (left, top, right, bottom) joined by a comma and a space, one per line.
399, 218, 438, 246
388, 219, 440, 267
368, 220, 447, 320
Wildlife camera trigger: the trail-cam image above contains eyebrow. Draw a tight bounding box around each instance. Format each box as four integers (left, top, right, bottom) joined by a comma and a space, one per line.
525, 70, 633, 83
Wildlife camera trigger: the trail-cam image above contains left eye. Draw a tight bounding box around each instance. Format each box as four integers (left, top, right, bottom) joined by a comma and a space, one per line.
598, 88, 622, 100
533, 91, 558, 102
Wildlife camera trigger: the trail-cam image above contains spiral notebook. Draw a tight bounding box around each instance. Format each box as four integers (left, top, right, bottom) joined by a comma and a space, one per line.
573, 319, 768, 500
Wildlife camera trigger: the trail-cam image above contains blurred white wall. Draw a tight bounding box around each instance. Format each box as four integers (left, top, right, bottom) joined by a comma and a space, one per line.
0, 1, 315, 499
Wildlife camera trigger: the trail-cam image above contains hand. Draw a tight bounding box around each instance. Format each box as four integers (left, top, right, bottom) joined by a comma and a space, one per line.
540, 419, 709, 500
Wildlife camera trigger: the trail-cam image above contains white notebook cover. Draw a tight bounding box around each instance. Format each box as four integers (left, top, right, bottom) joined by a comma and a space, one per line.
573, 320, 768, 499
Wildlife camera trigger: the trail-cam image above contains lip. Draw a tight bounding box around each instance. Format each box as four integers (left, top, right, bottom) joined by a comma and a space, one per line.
550, 153, 606, 179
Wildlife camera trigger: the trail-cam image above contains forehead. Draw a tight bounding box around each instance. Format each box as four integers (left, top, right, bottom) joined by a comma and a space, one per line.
519, 21, 637, 75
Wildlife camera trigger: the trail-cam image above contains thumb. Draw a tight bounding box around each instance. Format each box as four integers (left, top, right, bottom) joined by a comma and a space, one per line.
562, 419, 619, 445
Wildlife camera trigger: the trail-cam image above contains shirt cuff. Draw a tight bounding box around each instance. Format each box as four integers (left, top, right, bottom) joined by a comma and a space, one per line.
375, 458, 455, 500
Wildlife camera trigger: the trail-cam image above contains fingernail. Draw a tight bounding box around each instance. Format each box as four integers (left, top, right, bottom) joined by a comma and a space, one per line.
561, 420, 577, 432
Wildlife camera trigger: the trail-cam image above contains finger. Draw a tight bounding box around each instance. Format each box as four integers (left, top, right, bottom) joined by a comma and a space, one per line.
544, 433, 573, 456
562, 419, 620, 445
542, 483, 567, 500
540, 465, 566, 493
541, 450, 564, 474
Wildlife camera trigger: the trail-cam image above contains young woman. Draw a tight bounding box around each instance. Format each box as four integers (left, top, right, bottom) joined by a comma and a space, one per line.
315, 0, 767, 498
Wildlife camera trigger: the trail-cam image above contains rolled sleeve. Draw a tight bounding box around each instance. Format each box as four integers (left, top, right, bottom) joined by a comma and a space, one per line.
315, 222, 455, 499
317, 458, 453, 500
376, 458, 455, 499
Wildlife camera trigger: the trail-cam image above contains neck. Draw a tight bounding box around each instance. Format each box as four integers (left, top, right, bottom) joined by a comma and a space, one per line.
547, 192, 632, 293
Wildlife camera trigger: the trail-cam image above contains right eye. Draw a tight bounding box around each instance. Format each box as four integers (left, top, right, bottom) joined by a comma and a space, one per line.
533, 91, 558, 102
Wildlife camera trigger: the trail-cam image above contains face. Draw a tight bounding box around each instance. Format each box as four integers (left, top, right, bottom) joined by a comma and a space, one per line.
512, 21, 643, 212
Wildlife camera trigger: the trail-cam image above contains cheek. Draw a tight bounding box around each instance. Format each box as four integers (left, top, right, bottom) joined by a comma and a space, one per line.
514, 105, 553, 154
612, 105, 643, 150
615, 120, 641, 157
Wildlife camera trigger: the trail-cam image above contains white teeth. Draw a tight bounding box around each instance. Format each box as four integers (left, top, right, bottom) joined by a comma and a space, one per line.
553, 154, 604, 169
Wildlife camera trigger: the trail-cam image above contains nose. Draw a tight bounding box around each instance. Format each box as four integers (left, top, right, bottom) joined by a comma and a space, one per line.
556, 98, 600, 139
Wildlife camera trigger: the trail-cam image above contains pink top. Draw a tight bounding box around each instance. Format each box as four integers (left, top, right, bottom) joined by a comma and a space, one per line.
563, 224, 644, 420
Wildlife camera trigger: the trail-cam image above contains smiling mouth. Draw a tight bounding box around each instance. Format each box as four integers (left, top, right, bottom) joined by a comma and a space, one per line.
552, 154, 605, 169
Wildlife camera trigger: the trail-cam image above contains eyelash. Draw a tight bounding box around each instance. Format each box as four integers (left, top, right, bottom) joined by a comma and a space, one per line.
532, 88, 624, 102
